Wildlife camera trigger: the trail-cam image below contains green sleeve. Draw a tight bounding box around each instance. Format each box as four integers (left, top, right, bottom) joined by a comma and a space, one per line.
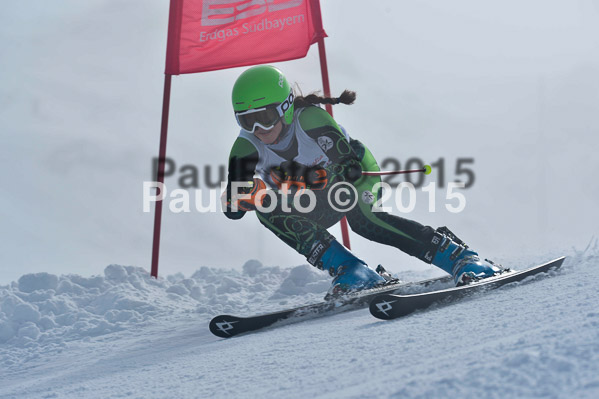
224, 137, 259, 220
227, 137, 259, 182
298, 105, 342, 131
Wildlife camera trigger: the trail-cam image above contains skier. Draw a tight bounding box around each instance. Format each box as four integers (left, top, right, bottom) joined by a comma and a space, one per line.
223, 65, 501, 297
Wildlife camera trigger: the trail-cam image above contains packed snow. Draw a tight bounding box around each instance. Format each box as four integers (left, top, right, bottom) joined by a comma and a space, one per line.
1, 242, 598, 398
0, 261, 329, 366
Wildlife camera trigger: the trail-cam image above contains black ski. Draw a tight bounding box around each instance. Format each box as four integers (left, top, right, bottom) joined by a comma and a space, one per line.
209, 274, 453, 338
369, 256, 566, 320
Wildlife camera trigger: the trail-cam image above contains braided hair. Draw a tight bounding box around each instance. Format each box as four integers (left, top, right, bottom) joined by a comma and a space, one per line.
294, 89, 356, 109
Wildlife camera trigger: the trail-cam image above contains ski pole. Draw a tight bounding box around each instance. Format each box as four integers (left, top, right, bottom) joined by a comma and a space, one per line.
362, 164, 432, 176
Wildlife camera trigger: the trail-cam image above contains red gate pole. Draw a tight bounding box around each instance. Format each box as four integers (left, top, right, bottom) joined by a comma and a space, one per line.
150, 74, 173, 278
317, 42, 352, 249
313, 0, 351, 249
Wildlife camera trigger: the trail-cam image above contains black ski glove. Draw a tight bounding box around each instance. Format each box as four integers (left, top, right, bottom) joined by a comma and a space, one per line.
270, 158, 362, 193
270, 161, 328, 193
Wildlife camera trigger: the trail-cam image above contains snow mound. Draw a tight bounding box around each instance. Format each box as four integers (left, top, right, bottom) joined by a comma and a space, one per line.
0, 260, 330, 366
271, 264, 330, 299
1, 245, 598, 399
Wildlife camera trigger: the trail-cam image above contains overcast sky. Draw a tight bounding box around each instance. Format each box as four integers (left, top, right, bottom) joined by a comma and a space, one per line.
1, 0, 598, 284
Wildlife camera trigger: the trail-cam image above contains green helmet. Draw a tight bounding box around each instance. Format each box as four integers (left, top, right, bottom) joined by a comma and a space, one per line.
232, 65, 295, 131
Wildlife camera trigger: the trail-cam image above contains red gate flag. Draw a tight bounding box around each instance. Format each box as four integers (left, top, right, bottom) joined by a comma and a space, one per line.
165, 0, 327, 75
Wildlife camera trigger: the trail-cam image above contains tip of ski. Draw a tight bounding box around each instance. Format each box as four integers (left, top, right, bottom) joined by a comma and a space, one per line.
369, 256, 566, 320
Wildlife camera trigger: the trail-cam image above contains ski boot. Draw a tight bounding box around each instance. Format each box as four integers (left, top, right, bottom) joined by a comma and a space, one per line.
308, 239, 387, 298
425, 227, 503, 286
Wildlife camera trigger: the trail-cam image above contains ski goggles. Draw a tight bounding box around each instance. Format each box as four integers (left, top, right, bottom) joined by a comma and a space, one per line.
235, 92, 295, 133
235, 105, 281, 133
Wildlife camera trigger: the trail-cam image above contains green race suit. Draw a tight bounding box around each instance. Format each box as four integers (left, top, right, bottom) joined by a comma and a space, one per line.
224, 106, 435, 263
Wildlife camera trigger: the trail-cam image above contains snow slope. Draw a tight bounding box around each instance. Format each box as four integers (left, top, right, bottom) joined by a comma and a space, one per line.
1, 243, 598, 399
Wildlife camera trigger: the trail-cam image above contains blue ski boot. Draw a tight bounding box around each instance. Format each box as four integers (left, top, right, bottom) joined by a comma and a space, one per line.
426, 228, 502, 285
308, 239, 386, 297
